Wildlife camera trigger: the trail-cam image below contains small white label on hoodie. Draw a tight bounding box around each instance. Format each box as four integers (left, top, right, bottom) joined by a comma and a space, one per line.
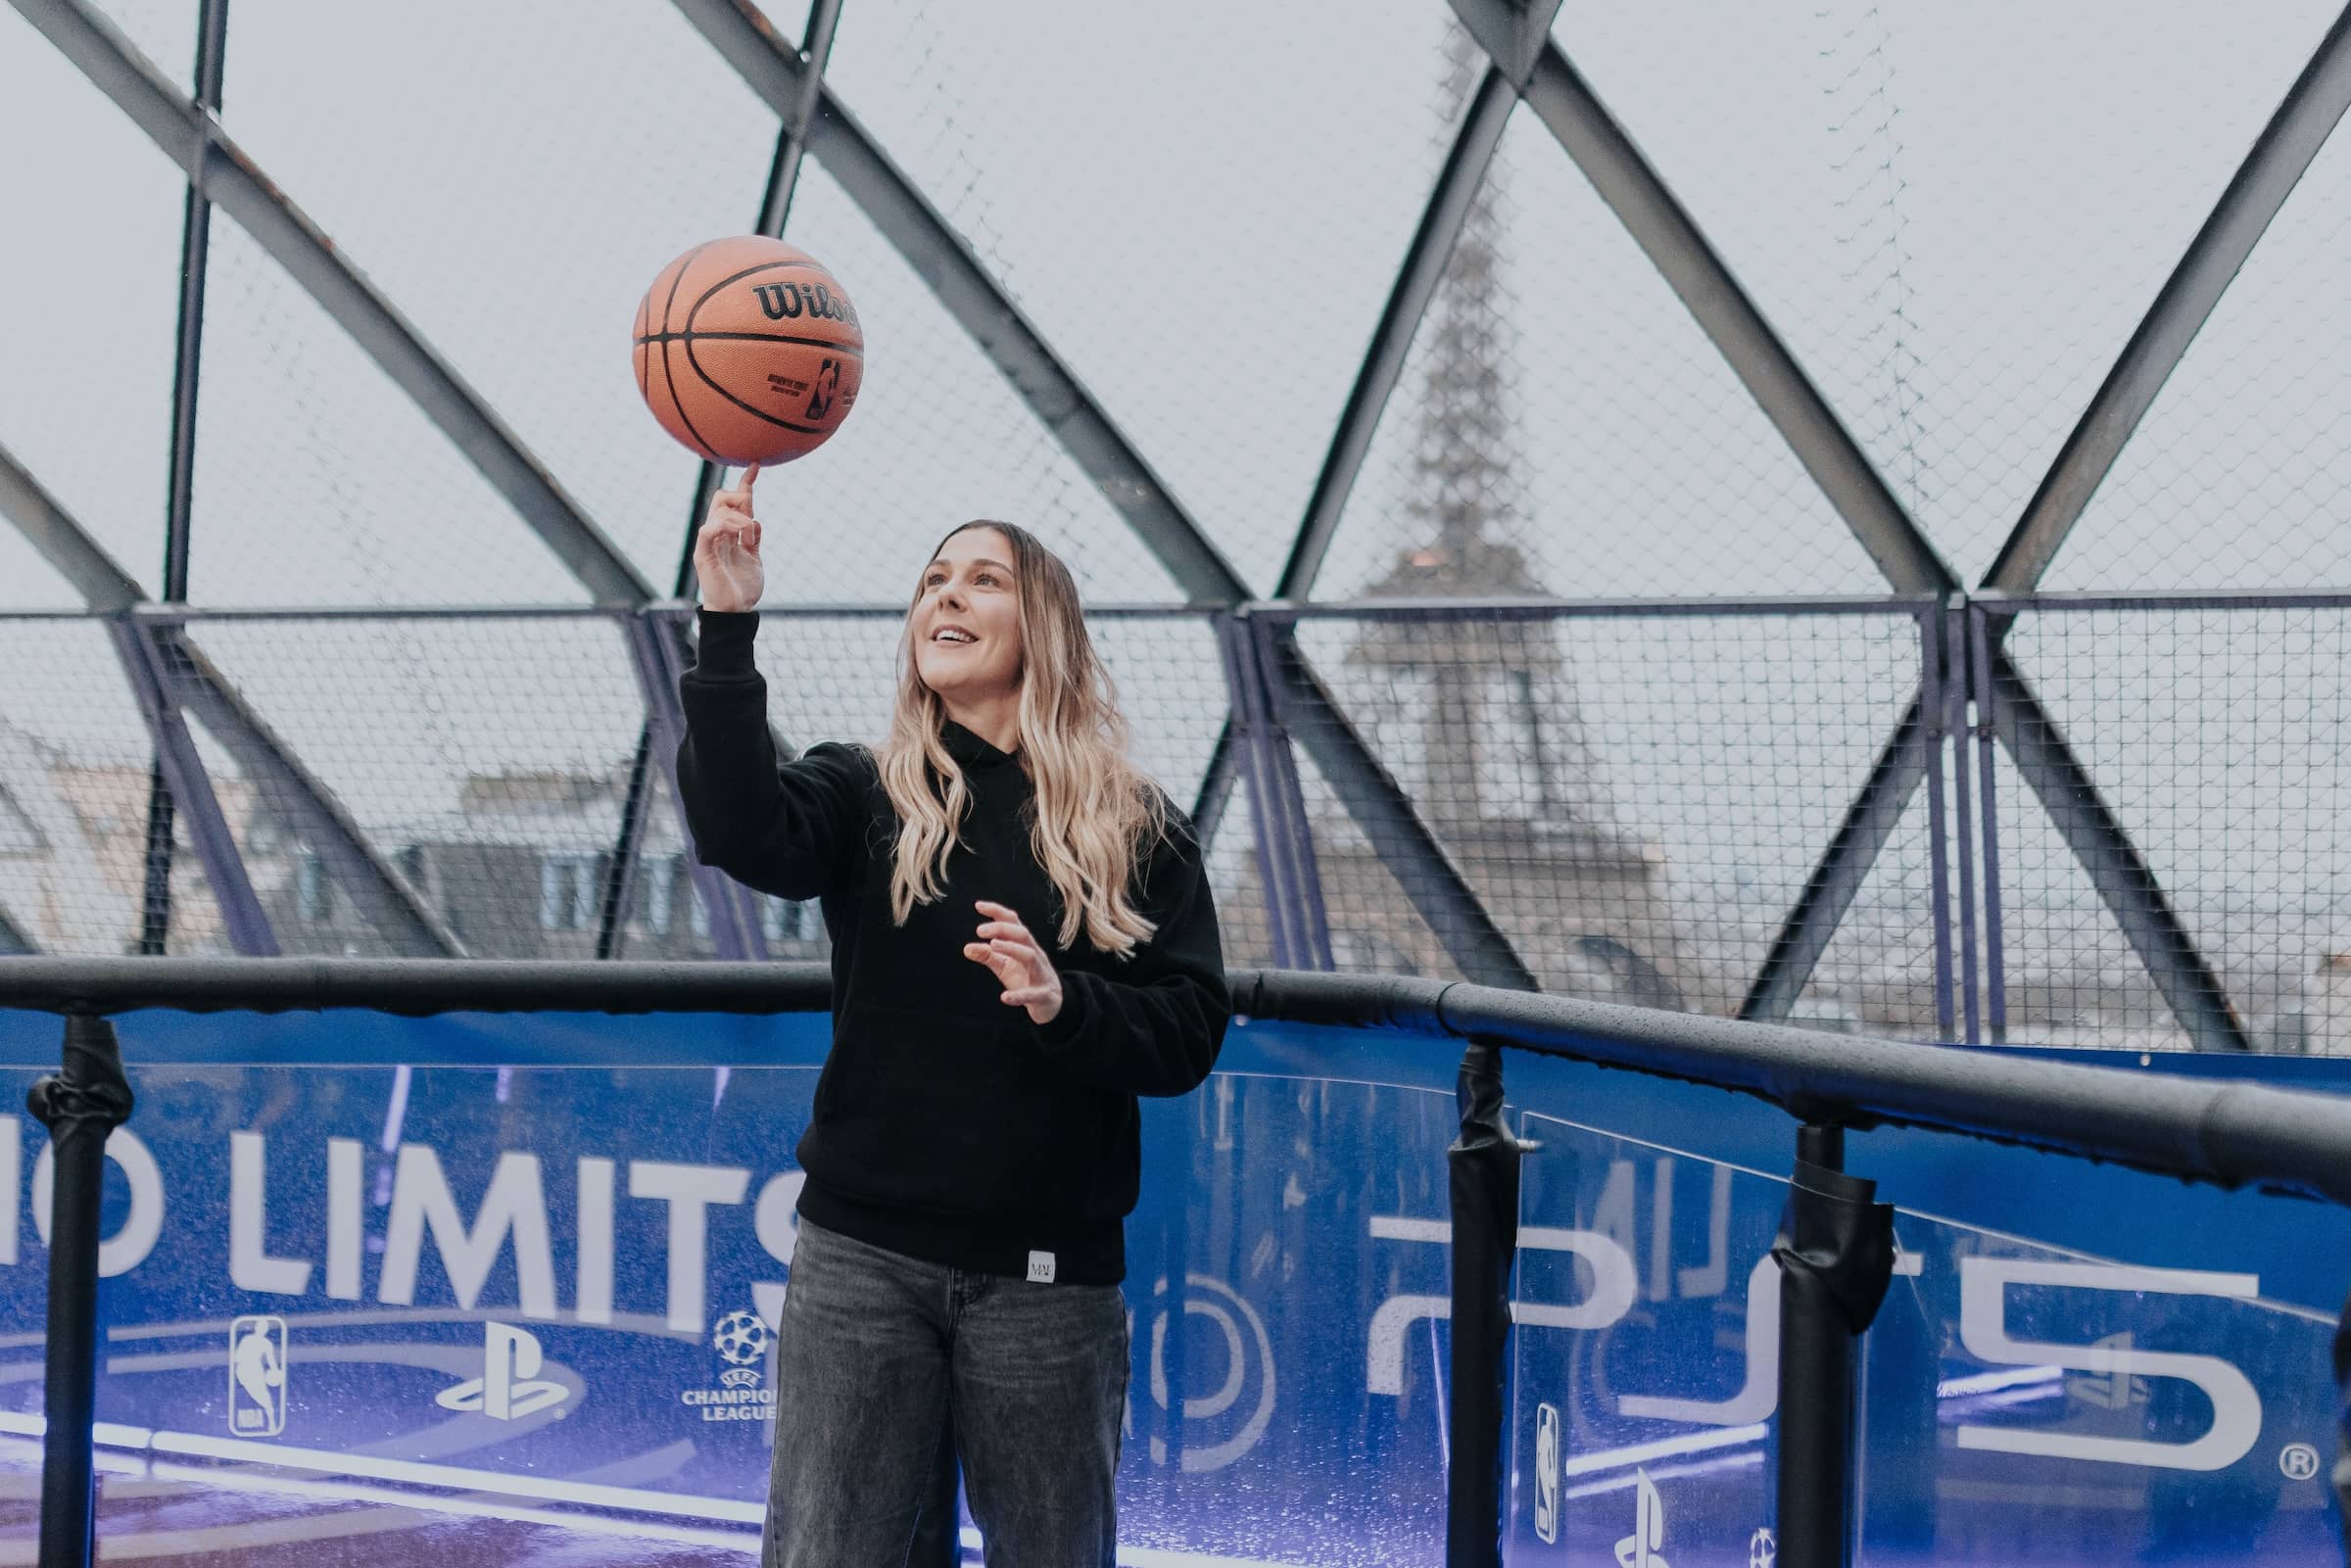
1027, 1251, 1056, 1285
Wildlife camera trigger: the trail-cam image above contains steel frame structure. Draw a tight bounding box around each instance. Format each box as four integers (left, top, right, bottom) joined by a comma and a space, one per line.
2, 0, 2347, 1046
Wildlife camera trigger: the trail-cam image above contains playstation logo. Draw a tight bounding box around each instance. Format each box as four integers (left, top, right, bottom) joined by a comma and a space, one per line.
435, 1321, 568, 1421
1614, 1468, 1668, 1568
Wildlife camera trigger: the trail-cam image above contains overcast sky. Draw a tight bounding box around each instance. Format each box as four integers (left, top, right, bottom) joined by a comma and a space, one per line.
3, 0, 2348, 977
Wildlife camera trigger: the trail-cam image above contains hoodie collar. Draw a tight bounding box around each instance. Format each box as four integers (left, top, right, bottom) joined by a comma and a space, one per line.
940, 718, 1019, 770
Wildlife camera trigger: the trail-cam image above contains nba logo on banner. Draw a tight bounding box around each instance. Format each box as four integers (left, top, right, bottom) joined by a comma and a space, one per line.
1534, 1401, 1560, 1544
227, 1315, 287, 1437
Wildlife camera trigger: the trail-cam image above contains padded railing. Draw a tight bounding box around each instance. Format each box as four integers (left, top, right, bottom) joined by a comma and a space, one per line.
4, 957, 2350, 1568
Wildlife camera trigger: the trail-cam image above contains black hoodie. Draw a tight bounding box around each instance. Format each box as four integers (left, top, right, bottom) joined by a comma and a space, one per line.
676, 609, 1228, 1285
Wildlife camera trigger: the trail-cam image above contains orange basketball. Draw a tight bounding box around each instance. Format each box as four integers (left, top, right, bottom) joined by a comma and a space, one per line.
631, 236, 864, 465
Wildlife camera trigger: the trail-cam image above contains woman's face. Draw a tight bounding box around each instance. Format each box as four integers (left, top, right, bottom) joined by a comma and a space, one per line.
912, 527, 1025, 705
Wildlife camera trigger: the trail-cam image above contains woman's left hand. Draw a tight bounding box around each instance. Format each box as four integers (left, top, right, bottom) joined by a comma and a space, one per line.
966, 899, 1063, 1024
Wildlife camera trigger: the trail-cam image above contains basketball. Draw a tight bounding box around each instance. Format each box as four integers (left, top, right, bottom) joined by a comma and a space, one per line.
631, 235, 864, 465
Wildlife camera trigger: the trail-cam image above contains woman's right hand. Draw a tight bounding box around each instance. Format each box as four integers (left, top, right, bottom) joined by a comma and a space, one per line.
694, 461, 764, 612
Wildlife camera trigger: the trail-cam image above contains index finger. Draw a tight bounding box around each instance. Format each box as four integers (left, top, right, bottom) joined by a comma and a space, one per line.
740, 460, 761, 497
974, 899, 1022, 926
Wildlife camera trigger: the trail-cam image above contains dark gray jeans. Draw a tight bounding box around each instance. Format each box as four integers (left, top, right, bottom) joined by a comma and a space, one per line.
761, 1216, 1129, 1568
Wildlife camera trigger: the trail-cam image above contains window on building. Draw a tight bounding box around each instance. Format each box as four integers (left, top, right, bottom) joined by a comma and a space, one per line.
762, 896, 823, 943
539, 853, 601, 931
295, 850, 328, 923
646, 855, 677, 934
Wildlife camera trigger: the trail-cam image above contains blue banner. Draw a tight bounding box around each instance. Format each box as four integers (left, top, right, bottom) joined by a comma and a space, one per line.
0, 1006, 2340, 1563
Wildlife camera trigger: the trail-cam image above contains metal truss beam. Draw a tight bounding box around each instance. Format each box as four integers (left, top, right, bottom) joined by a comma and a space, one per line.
154, 625, 464, 956
110, 619, 277, 955
140, 0, 231, 953
0, 443, 140, 612
162, 0, 228, 602
668, 0, 1251, 606
1450, 0, 1951, 595
0, 439, 458, 956
1740, 695, 1930, 1023
675, 0, 845, 601
1189, 718, 1239, 854
10, 0, 654, 608
1441, 1, 2257, 1042
1984, 3, 2351, 593
1212, 616, 1332, 969
1277, 65, 1515, 598
1272, 635, 1536, 990
617, 0, 846, 960
1983, 641, 2247, 1051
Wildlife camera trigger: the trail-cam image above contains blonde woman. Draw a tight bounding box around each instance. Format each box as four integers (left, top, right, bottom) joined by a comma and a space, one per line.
678, 463, 1229, 1568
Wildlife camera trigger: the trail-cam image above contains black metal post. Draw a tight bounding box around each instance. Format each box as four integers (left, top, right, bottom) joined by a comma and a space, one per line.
2333, 1281, 2349, 1559
28, 1014, 134, 1568
1772, 1122, 1894, 1568
136, 0, 232, 952
1446, 1040, 1520, 1568
1919, 613, 1956, 1040
1968, 604, 2008, 1042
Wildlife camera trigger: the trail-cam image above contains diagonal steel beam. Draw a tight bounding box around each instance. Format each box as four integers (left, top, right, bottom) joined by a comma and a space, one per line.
1452, 0, 1951, 595
1271, 633, 1536, 990
1984, 2, 2351, 593
1445, 0, 2258, 1043
0, 443, 140, 613
1277, 64, 1515, 599
10, 0, 654, 608
111, 618, 278, 955
668, 0, 1251, 606
1983, 641, 2246, 1051
3, 441, 275, 954
1740, 694, 1932, 1023
0, 438, 459, 956
154, 623, 464, 956
1189, 718, 1239, 853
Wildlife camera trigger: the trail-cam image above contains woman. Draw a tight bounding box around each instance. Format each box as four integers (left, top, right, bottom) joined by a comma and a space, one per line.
677, 463, 1229, 1568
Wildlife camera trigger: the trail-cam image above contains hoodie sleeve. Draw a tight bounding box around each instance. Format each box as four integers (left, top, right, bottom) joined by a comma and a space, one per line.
676, 609, 872, 903
1031, 807, 1229, 1098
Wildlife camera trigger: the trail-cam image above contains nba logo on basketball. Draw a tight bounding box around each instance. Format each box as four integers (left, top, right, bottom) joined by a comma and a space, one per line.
228, 1315, 288, 1437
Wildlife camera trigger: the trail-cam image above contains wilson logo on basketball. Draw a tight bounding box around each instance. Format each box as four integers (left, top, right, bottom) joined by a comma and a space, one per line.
753, 282, 858, 328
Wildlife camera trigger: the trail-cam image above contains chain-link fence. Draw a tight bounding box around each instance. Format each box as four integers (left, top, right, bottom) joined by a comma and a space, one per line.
1280, 600, 1931, 1022
9, 594, 2351, 1055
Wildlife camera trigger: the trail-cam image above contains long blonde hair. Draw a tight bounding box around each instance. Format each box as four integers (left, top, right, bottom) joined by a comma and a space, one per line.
876, 521, 1171, 955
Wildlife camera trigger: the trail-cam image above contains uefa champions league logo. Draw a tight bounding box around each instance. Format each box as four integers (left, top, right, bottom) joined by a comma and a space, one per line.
712, 1309, 772, 1366
683, 1307, 779, 1422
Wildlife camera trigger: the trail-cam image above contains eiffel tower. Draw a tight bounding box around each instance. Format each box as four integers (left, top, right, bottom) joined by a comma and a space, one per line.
1314, 24, 1691, 1004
